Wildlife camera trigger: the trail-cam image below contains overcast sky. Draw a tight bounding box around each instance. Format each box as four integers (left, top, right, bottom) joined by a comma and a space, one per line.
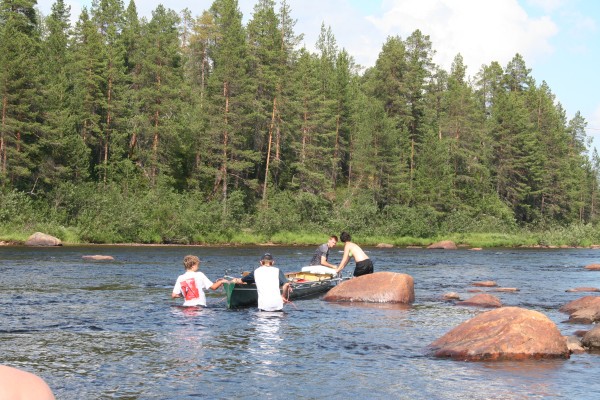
35, 0, 600, 152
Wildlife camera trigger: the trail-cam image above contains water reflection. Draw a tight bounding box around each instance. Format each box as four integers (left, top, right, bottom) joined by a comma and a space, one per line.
248, 312, 284, 378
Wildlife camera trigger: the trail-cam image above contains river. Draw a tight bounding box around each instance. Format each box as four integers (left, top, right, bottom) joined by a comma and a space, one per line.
1, 245, 599, 399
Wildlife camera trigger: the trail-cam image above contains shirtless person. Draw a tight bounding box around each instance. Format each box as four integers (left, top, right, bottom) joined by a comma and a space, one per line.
334, 231, 374, 277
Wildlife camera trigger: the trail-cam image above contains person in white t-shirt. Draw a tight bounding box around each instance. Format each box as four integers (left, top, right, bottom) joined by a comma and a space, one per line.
172, 255, 225, 307
234, 253, 291, 311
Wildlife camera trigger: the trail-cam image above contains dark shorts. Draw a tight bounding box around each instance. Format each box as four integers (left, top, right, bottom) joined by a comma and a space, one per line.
354, 259, 374, 277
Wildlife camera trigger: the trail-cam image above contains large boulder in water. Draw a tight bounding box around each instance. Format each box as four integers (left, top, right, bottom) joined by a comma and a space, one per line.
428, 307, 570, 361
25, 232, 62, 246
323, 271, 414, 304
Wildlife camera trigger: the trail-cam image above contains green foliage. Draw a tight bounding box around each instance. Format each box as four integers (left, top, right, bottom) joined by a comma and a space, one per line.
0, 1, 598, 247
378, 204, 440, 238
533, 223, 600, 247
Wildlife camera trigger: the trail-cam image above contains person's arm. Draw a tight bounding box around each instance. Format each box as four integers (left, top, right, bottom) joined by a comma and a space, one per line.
238, 271, 255, 284
281, 282, 291, 303
320, 255, 337, 269
209, 278, 225, 290
172, 280, 181, 298
278, 270, 291, 303
336, 243, 351, 273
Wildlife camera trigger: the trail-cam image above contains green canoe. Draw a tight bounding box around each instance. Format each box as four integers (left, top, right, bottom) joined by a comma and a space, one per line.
223, 271, 338, 309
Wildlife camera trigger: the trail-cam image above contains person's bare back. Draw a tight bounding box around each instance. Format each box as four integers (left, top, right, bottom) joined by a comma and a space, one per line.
0, 365, 55, 400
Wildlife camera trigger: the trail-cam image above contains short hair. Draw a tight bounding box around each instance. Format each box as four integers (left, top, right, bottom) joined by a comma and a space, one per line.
183, 255, 200, 270
260, 253, 275, 265
340, 232, 351, 242
330, 235, 338, 242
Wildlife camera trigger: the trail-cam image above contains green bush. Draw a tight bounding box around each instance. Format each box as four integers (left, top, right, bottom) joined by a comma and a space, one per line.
377, 205, 440, 238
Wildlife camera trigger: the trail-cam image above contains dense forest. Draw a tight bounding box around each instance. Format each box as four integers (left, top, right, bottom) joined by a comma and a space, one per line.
1, 0, 599, 246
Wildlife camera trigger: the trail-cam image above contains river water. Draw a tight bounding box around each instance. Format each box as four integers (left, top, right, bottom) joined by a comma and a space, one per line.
1, 245, 600, 399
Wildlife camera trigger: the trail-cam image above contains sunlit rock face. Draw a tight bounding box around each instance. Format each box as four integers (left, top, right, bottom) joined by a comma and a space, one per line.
323, 272, 414, 303
427, 240, 457, 249
428, 307, 570, 361
25, 232, 62, 246
560, 296, 600, 324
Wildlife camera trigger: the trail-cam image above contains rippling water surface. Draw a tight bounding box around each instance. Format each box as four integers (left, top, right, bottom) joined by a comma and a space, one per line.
2, 245, 600, 399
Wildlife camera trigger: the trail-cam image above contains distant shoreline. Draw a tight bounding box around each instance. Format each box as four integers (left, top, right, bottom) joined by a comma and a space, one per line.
2, 240, 600, 250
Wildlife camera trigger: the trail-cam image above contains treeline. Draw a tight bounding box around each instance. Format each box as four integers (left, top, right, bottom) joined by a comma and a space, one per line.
1, 0, 598, 244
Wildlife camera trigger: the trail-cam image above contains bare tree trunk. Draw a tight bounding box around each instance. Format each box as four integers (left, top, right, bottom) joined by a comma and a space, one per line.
222, 81, 230, 217
104, 75, 112, 184
152, 110, 159, 184
262, 97, 277, 202
1, 94, 6, 175
333, 113, 340, 186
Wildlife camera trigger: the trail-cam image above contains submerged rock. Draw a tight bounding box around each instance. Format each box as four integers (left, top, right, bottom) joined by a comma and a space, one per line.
582, 325, 600, 349
25, 232, 62, 246
492, 288, 519, 293
82, 255, 115, 261
472, 281, 497, 287
565, 336, 586, 354
428, 307, 570, 361
565, 287, 600, 293
323, 271, 414, 304
442, 292, 461, 301
456, 293, 502, 308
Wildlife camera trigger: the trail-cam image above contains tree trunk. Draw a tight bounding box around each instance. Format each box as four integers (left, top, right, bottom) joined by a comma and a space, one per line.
262, 96, 276, 202
1, 94, 6, 175
104, 75, 112, 184
222, 81, 230, 217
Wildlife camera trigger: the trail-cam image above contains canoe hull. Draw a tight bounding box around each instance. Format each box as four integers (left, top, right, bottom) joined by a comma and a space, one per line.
224, 271, 336, 309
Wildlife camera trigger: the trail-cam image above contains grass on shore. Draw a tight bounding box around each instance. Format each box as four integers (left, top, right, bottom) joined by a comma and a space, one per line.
2, 225, 598, 248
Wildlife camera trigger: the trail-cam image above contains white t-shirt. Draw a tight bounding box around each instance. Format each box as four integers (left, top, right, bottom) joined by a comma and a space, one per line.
254, 266, 284, 311
172, 271, 214, 306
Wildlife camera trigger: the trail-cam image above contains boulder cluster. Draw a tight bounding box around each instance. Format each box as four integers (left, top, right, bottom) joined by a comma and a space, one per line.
321, 253, 600, 361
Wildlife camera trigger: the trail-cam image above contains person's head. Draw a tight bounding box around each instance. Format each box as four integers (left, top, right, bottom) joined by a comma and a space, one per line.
183, 255, 200, 271
327, 235, 338, 248
260, 253, 275, 266
340, 231, 351, 243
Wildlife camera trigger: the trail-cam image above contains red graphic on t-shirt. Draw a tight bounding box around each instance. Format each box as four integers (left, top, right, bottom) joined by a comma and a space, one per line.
180, 278, 200, 301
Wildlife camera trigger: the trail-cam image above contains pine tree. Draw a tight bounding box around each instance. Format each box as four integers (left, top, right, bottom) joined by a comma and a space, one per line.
0, 0, 44, 190
366, 35, 411, 204
206, 0, 256, 216
437, 54, 490, 209
132, 5, 183, 184
40, 0, 90, 185
69, 7, 105, 181
91, 0, 128, 183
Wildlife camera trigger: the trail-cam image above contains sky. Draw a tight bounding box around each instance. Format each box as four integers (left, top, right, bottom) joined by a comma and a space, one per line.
36, 0, 600, 153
